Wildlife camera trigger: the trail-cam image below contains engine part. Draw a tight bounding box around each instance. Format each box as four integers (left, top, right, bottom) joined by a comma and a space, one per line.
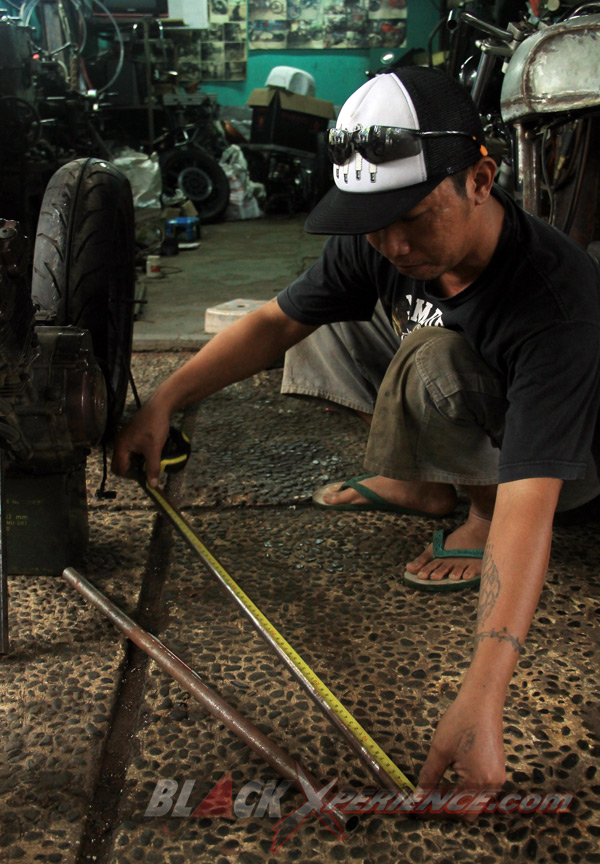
0, 95, 41, 159
0, 219, 40, 461
15, 326, 107, 471
0, 156, 135, 655
6, 468, 89, 575
32, 157, 135, 435
0, 16, 36, 104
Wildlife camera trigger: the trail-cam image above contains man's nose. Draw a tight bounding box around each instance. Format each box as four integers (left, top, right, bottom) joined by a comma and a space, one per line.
367, 226, 410, 258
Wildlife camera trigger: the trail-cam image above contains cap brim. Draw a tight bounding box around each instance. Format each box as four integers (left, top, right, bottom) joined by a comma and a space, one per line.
304, 176, 444, 235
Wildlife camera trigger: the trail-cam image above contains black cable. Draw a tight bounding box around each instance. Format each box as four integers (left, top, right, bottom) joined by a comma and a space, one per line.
96, 438, 117, 498
128, 363, 142, 410
540, 128, 556, 225
561, 118, 591, 236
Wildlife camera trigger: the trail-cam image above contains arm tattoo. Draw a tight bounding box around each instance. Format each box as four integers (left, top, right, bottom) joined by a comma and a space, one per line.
477, 542, 500, 626
474, 626, 524, 655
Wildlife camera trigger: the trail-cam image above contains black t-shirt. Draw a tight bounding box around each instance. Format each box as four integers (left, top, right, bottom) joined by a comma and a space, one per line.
277, 187, 600, 483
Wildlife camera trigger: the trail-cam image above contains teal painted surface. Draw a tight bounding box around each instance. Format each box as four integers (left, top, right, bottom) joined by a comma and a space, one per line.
206, 50, 370, 107
205, 0, 441, 108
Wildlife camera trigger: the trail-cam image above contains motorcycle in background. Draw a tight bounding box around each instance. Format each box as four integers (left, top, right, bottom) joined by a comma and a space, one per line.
446, 2, 600, 252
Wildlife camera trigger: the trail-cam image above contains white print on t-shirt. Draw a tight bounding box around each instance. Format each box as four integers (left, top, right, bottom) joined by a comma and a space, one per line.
406, 295, 444, 328
392, 293, 444, 338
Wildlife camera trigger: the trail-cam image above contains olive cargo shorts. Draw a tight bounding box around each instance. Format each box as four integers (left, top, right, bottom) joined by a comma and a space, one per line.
283, 315, 600, 511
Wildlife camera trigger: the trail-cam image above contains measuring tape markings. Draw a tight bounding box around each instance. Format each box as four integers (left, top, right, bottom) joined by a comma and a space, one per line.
146, 481, 414, 792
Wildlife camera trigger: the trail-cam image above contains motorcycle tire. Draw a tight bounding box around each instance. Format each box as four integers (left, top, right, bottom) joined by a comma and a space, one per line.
159, 145, 230, 223
31, 157, 135, 437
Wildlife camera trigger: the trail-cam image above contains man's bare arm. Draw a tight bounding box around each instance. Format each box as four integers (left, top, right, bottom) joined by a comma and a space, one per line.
417, 476, 563, 798
112, 298, 317, 483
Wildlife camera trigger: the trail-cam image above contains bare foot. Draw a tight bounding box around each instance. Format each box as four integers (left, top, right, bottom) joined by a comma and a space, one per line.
405, 510, 491, 583
314, 475, 456, 517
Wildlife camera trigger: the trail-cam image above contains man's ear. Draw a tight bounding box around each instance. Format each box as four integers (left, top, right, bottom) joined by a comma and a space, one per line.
469, 157, 497, 204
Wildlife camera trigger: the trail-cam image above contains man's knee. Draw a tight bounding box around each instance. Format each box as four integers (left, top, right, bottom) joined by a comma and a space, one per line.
388, 327, 507, 438
399, 326, 480, 372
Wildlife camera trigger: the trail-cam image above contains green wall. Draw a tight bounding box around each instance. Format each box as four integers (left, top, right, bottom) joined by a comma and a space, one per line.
205, 0, 442, 108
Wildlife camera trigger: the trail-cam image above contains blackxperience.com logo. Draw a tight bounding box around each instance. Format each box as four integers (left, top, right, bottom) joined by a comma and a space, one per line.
144, 764, 573, 854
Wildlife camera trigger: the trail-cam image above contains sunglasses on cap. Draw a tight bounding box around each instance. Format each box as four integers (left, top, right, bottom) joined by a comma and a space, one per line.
327, 125, 487, 165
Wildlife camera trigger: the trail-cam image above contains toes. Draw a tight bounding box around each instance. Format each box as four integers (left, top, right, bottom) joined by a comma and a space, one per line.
405, 545, 434, 574
420, 560, 456, 582
409, 559, 448, 581
408, 557, 481, 582
460, 562, 480, 581
319, 482, 351, 504
438, 560, 480, 581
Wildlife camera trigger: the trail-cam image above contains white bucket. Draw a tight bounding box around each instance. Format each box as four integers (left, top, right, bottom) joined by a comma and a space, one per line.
146, 254, 162, 278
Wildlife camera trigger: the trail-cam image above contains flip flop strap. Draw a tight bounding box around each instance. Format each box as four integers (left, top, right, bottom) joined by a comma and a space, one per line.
339, 474, 388, 507
432, 528, 484, 559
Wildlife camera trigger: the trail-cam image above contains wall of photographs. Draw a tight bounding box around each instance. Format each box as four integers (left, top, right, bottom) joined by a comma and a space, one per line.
170, 1, 249, 83
169, 0, 408, 83
248, 0, 407, 52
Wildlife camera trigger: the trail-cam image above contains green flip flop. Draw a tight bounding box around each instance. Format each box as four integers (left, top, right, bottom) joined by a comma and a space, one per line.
312, 473, 442, 518
403, 528, 483, 591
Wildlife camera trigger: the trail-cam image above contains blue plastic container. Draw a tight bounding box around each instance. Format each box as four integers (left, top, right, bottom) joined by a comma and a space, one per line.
166, 216, 200, 241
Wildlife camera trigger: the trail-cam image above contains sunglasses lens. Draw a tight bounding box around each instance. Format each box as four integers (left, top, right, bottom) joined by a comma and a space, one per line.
327, 129, 352, 164
361, 127, 422, 163
327, 126, 426, 166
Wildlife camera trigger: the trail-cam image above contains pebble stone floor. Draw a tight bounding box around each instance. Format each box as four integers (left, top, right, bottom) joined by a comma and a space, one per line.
1, 349, 600, 864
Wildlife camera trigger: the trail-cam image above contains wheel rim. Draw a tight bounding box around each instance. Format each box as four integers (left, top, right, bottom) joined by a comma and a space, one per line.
177, 165, 214, 202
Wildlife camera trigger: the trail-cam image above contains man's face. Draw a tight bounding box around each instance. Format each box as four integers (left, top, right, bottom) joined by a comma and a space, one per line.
365, 175, 477, 283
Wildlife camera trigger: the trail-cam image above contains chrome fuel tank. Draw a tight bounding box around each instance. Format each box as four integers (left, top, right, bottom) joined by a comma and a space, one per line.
501, 14, 600, 122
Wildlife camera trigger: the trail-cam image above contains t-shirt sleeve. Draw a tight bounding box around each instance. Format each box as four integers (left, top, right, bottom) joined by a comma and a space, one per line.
499, 322, 600, 482
277, 234, 379, 326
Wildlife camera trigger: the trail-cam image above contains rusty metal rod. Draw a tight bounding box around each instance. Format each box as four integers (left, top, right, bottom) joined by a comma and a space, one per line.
62, 566, 350, 831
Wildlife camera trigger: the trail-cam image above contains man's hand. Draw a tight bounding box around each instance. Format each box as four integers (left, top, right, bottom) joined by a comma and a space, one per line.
111, 400, 171, 487
414, 478, 562, 819
415, 691, 505, 818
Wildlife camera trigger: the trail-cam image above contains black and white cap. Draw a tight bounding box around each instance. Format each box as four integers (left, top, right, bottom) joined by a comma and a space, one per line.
305, 67, 488, 236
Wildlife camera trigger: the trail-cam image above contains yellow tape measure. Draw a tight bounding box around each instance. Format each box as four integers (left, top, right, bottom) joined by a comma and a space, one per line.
145, 479, 414, 793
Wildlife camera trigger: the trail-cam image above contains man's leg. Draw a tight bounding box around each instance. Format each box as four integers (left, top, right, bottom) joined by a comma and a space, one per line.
281, 301, 400, 416
282, 306, 459, 516
370, 327, 509, 582
324, 327, 508, 581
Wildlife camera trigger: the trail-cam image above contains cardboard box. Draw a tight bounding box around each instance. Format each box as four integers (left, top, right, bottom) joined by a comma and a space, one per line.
247, 88, 335, 153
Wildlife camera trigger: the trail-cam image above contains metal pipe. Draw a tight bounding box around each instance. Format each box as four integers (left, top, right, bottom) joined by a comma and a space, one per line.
515, 121, 540, 215
469, 49, 498, 110
142, 483, 411, 794
62, 566, 351, 832
456, 11, 512, 43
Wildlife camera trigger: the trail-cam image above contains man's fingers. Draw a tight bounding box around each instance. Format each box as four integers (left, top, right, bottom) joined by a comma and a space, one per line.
144, 450, 162, 487
415, 748, 447, 799
111, 444, 131, 479
111, 438, 161, 486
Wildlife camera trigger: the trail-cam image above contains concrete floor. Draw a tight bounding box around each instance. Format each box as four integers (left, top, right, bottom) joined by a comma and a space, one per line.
1, 213, 600, 864
132, 215, 326, 350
